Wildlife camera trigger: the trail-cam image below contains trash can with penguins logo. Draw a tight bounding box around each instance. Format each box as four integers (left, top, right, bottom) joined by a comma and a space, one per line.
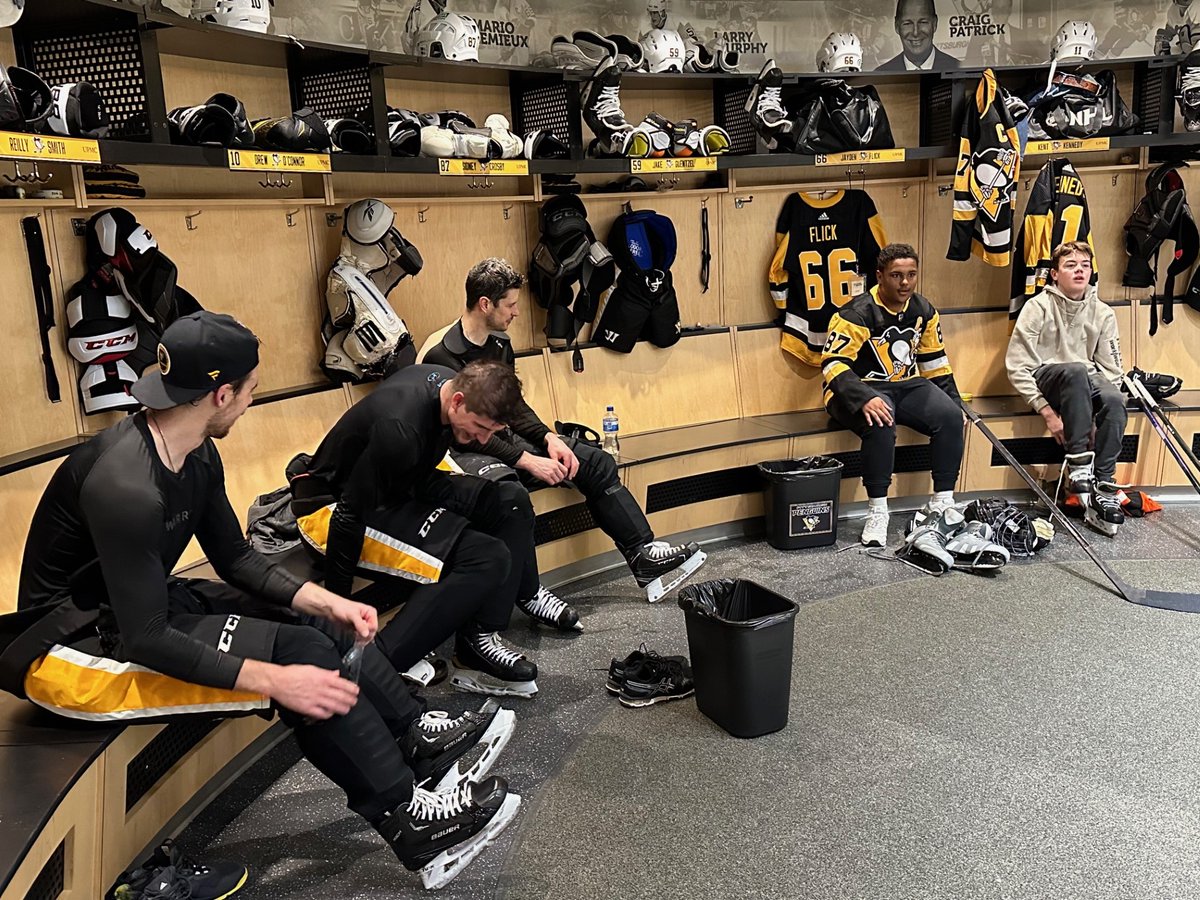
758, 457, 843, 550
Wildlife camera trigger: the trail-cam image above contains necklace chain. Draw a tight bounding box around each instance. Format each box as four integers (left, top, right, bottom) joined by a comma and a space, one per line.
149, 412, 177, 472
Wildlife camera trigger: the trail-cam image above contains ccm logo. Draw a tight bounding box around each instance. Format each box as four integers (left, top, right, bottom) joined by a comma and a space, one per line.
83, 335, 135, 350
217, 614, 241, 652
418, 507, 446, 538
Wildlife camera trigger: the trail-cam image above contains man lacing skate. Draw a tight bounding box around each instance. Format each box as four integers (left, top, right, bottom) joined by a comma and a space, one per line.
1006, 240, 1128, 537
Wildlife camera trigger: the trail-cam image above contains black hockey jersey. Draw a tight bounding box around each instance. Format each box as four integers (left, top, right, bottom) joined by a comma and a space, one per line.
947, 68, 1022, 267
1009, 158, 1096, 323
821, 287, 961, 412
769, 189, 887, 366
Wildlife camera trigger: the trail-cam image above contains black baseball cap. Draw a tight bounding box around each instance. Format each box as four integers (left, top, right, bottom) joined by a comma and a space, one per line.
132, 311, 259, 410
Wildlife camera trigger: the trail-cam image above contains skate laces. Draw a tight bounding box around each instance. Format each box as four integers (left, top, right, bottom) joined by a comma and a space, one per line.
474, 632, 526, 667
407, 783, 472, 822
416, 710, 468, 734
522, 586, 570, 620
643, 540, 685, 560
757, 82, 785, 118
592, 85, 625, 122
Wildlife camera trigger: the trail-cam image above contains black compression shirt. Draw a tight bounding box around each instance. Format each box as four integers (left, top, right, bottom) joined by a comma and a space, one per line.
17, 415, 303, 690
420, 319, 551, 465
303, 365, 457, 597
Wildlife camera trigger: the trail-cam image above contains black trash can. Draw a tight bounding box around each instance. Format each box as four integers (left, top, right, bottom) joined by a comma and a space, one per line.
678, 578, 799, 738
758, 457, 844, 550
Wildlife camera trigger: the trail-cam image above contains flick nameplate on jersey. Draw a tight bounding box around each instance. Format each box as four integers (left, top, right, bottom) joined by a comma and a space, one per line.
629, 157, 717, 173
1025, 138, 1110, 155
226, 149, 332, 173
0, 131, 101, 164
815, 149, 906, 166
438, 159, 529, 176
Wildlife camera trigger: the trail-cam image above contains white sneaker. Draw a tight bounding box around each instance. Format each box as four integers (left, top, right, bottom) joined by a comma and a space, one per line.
924, 496, 956, 516
861, 508, 890, 547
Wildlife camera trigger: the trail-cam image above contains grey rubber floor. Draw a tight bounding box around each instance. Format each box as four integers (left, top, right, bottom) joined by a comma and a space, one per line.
196, 503, 1200, 900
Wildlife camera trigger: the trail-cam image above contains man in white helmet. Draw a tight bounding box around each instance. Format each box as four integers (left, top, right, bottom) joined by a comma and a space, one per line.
877, 0, 960, 70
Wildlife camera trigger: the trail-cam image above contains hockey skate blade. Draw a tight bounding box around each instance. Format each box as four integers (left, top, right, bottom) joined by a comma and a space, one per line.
1083, 509, 1119, 538
644, 549, 707, 604
402, 658, 436, 687
449, 668, 538, 699
419, 792, 522, 891
431, 707, 516, 792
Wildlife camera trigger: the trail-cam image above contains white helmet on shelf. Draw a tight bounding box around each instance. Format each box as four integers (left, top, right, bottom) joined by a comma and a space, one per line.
1052, 20, 1097, 64
416, 11, 481, 62
640, 28, 687, 73
817, 32, 863, 73
190, 0, 271, 34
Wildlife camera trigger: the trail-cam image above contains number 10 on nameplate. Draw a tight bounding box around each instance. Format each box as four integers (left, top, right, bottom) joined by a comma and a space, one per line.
227, 149, 331, 173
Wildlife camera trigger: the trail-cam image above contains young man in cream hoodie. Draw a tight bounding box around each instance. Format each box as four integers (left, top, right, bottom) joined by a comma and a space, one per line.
1005, 241, 1127, 536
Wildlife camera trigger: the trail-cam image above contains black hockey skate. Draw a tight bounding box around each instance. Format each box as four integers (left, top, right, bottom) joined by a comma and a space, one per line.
582, 55, 639, 157
400, 700, 516, 792
516, 585, 582, 632
1063, 450, 1096, 496
451, 630, 539, 698
626, 540, 708, 604
744, 58, 794, 150
1084, 482, 1125, 537
377, 778, 522, 890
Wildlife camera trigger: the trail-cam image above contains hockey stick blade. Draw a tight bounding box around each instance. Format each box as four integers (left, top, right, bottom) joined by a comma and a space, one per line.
1124, 375, 1200, 490
962, 401, 1200, 613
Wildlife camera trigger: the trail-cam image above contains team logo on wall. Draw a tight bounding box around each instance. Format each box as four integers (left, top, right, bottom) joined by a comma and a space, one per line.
866, 324, 920, 381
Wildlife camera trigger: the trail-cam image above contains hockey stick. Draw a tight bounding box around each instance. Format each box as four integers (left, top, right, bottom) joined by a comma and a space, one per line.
1124, 374, 1200, 490
962, 401, 1200, 613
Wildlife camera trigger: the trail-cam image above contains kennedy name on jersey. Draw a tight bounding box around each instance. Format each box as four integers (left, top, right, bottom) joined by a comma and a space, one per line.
479, 19, 529, 47
948, 14, 1007, 37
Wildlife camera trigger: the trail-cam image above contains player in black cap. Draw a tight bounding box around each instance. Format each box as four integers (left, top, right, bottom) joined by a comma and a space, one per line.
0, 311, 521, 893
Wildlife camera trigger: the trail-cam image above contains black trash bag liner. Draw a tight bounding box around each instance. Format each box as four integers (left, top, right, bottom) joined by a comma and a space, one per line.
678, 578, 797, 630
758, 456, 844, 481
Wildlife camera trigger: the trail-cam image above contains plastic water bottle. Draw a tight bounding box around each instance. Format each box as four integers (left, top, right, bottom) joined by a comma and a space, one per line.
602, 406, 620, 461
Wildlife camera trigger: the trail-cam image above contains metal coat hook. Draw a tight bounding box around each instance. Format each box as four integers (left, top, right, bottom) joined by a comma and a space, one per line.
29, 161, 51, 184
468, 176, 478, 190
734, 194, 754, 209
937, 184, 953, 197
482, 176, 494, 190
418, 207, 429, 224
902, 185, 909, 199
185, 210, 202, 231
502, 204, 513, 220
325, 212, 342, 228
285, 209, 300, 227
1112, 174, 1119, 187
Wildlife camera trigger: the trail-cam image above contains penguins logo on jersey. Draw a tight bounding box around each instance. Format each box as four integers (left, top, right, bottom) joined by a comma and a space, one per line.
866, 324, 920, 381
969, 146, 1018, 222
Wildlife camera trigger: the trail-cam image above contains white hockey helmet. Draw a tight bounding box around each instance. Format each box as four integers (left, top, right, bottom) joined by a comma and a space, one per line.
817, 32, 863, 73
640, 28, 687, 73
341, 198, 423, 297
416, 11, 481, 62
0, 0, 24, 28
1052, 20, 1097, 64
190, 0, 271, 33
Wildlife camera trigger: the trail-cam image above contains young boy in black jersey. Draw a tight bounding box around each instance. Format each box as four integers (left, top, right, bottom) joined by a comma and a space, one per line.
821, 243, 966, 546
0, 312, 520, 892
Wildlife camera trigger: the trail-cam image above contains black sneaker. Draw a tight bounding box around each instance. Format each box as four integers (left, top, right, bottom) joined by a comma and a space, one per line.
451, 631, 538, 698
112, 841, 248, 900
377, 779, 522, 890
399, 701, 516, 792
618, 656, 695, 708
516, 585, 582, 632
606, 643, 688, 695
626, 541, 707, 603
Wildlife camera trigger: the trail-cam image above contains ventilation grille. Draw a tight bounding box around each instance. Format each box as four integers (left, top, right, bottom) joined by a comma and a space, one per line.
23, 841, 64, 900
923, 79, 955, 146
991, 435, 1139, 467
28, 27, 149, 139
298, 67, 373, 121
717, 83, 755, 154
127, 719, 221, 812
1137, 65, 1166, 134
513, 80, 572, 147
646, 465, 763, 514
534, 502, 597, 544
